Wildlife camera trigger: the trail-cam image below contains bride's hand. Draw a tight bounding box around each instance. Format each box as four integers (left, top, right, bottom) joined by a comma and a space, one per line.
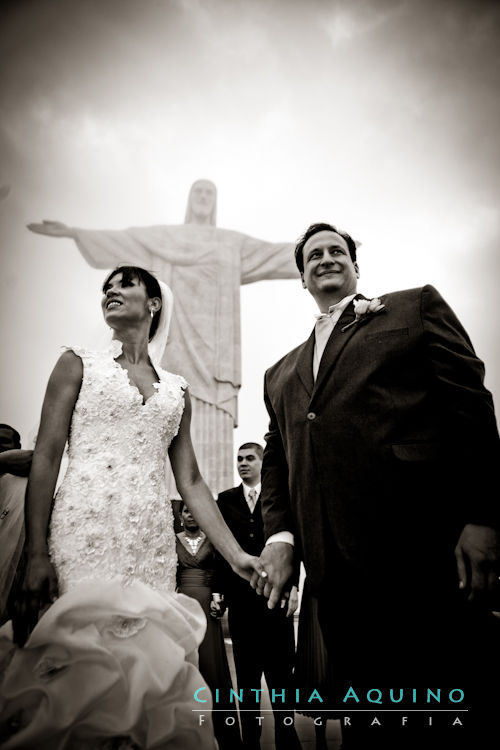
230, 551, 267, 583
27, 220, 74, 238
13, 552, 59, 647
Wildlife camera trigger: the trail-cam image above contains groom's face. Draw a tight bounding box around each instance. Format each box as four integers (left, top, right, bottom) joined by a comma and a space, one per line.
301, 230, 359, 306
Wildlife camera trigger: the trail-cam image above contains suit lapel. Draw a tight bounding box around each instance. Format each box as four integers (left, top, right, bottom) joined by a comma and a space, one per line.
310, 296, 363, 402
295, 328, 315, 397
237, 484, 250, 516
295, 294, 386, 402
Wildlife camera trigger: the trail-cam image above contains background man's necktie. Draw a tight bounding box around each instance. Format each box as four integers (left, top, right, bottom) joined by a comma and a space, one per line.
248, 488, 257, 513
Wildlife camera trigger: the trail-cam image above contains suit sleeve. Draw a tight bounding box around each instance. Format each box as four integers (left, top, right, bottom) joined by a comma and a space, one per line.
421, 284, 500, 526
260, 371, 297, 541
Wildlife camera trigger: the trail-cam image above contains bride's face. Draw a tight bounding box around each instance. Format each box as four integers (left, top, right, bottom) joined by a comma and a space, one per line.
101, 272, 151, 328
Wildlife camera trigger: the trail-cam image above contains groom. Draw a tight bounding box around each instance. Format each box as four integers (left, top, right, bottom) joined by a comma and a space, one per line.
253, 223, 500, 749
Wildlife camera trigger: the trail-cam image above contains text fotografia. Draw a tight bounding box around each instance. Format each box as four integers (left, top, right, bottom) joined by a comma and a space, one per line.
193, 687, 465, 705
197, 715, 466, 729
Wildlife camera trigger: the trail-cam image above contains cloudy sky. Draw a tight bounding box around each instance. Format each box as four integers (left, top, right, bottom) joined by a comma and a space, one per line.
1, 0, 499, 476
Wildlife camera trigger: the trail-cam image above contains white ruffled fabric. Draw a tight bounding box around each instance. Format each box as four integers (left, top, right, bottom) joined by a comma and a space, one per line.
0, 579, 215, 749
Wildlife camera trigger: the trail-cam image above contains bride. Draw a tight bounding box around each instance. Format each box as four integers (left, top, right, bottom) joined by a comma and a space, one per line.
0, 265, 263, 749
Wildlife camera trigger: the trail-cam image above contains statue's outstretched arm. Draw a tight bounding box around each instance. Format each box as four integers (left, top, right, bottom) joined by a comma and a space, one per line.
28, 221, 153, 271
27, 220, 75, 239
239, 232, 299, 284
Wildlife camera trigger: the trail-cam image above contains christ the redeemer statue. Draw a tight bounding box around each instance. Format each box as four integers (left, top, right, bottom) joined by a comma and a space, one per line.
28, 179, 298, 495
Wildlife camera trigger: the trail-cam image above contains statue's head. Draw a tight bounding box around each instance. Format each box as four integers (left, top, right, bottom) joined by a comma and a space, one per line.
185, 179, 217, 226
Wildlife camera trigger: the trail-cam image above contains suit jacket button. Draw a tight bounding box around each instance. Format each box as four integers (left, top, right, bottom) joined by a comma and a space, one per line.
249, 533, 254, 538
307, 412, 316, 420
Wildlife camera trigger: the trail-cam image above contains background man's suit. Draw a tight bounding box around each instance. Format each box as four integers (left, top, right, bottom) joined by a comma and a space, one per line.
217, 484, 300, 750
261, 285, 500, 748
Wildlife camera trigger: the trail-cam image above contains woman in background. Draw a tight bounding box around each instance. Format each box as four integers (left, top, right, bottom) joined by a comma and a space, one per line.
177, 502, 242, 749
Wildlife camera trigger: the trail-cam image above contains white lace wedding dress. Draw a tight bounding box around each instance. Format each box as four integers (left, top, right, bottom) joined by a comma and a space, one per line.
0, 342, 215, 749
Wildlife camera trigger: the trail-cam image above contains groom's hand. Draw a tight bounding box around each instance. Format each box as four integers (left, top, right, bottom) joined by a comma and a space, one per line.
250, 542, 294, 609
455, 524, 500, 604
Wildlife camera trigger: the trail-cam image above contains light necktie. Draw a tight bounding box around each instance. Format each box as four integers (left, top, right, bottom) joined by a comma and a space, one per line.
313, 303, 345, 379
248, 488, 258, 513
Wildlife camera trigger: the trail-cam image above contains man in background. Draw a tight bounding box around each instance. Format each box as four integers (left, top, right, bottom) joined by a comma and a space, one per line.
217, 443, 301, 750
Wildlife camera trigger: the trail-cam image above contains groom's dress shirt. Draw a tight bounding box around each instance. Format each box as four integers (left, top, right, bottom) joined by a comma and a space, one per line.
313, 293, 356, 379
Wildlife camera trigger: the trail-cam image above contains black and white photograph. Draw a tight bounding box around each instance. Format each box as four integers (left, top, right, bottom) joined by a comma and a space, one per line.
1, 1, 499, 748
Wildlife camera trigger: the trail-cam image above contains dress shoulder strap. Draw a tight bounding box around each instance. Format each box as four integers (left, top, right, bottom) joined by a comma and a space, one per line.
157, 368, 189, 391
61, 345, 93, 361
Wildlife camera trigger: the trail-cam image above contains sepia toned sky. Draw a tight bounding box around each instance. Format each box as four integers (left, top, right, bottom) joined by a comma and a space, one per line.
1, 0, 499, 477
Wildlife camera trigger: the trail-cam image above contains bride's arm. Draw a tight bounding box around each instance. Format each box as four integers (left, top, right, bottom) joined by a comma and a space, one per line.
169, 389, 264, 583
14, 351, 83, 645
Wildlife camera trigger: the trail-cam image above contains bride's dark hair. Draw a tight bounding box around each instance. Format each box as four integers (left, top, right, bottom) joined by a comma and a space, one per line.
102, 266, 162, 340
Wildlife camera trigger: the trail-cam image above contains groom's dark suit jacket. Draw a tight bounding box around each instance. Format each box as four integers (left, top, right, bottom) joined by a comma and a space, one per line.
261, 285, 500, 596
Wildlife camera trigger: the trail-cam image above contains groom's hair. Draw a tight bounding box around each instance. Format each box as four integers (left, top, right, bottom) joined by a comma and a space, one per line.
294, 222, 357, 273
102, 266, 162, 340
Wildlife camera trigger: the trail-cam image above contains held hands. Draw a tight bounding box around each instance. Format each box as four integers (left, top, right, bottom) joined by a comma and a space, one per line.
13, 552, 59, 647
273, 583, 299, 617
283, 584, 299, 618
27, 220, 73, 238
250, 542, 294, 610
231, 550, 267, 584
455, 524, 500, 604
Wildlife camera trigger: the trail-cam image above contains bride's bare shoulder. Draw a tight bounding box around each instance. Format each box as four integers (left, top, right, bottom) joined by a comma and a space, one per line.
50, 350, 84, 384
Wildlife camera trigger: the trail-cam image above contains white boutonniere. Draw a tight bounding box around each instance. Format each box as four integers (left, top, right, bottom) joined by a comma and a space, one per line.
341, 297, 386, 332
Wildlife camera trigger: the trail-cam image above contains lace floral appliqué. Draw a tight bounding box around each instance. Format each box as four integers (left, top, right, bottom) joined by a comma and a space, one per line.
49, 344, 188, 595
106, 616, 148, 639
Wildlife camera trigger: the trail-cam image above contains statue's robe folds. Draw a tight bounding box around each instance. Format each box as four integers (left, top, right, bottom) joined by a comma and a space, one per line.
74, 224, 297, 494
